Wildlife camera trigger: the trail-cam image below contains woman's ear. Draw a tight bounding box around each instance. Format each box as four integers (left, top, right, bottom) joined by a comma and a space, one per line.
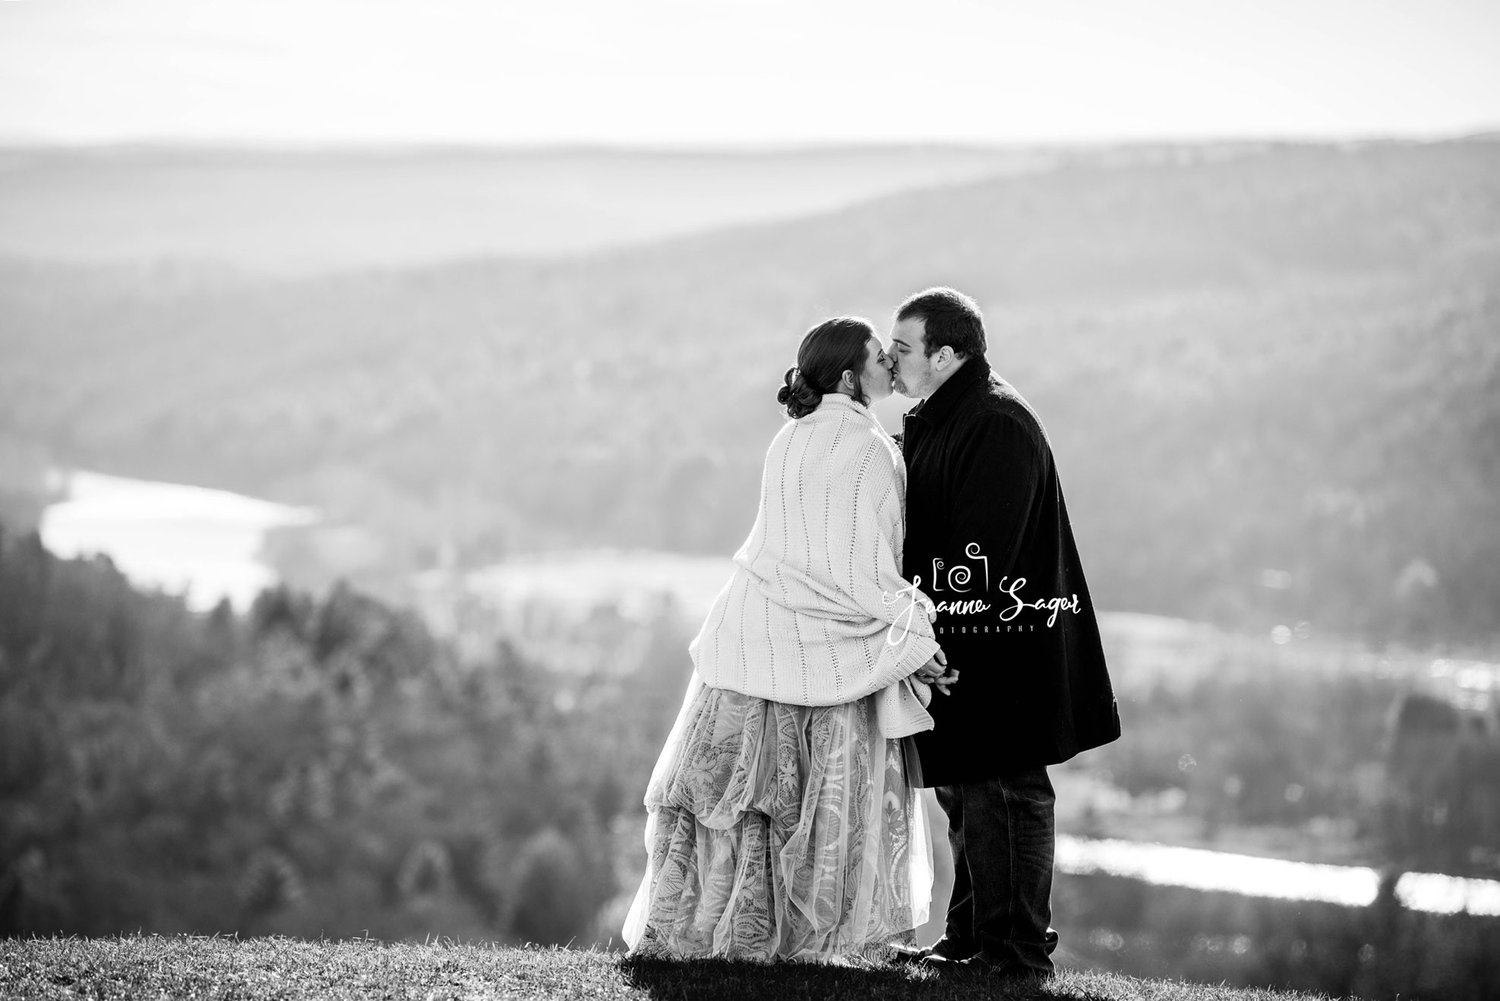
842, 369, 856, 389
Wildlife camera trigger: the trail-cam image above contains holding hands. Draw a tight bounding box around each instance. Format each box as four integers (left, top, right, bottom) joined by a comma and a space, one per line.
915, 648, 959, 696
912, 595, 958, 695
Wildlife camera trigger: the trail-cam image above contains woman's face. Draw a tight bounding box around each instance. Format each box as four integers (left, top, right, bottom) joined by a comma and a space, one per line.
856, 336, 895, 403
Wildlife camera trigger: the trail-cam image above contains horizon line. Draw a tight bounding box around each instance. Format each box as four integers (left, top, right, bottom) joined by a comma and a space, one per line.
2, 126, 1499, 157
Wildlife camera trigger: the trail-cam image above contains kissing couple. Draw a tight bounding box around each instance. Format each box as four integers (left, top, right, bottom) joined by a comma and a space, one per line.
622, 287, 1121, 978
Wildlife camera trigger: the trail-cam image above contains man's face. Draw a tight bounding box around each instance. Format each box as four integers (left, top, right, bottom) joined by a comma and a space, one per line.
890, 316, 939, 399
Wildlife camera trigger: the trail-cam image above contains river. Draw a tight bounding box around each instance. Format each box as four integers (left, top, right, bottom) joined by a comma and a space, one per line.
38, 468, 317, 611
35, 468, 1500, 919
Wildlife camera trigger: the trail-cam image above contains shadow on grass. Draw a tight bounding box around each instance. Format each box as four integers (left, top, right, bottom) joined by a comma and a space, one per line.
617, 953, 1118, 1001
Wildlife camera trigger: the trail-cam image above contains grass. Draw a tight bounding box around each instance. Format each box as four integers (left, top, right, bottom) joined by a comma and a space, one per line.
0, 935, 1342, 1001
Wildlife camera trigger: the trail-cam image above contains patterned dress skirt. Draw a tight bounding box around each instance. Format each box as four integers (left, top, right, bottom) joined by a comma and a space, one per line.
622, 673, 933, 961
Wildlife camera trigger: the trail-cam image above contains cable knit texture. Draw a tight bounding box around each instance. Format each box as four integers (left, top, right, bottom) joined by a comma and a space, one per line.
690, 394, 941, 738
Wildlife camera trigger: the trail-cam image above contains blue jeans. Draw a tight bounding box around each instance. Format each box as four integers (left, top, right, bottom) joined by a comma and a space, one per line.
935, 767, 1059, 974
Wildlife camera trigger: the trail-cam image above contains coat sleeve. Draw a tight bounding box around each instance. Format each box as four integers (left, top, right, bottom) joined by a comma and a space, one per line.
948, 410, 1048, 582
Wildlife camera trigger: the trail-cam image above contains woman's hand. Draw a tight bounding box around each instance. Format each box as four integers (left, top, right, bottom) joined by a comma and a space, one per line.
914, 649, 959, 696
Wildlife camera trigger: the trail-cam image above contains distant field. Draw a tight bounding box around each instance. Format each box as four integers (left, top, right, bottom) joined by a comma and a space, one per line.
0, 145, 1049, 274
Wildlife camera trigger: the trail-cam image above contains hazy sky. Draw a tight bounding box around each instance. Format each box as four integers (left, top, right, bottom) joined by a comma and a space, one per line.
1, 0, 1496, 146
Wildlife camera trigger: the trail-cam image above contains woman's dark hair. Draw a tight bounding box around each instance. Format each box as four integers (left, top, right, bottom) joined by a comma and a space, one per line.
776, 317, 877, 419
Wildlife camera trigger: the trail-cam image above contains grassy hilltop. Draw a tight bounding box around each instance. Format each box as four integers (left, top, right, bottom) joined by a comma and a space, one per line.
0, 936, 1335, 1001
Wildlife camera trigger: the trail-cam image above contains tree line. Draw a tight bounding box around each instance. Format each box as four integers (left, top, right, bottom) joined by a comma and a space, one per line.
0, 525, 689, 942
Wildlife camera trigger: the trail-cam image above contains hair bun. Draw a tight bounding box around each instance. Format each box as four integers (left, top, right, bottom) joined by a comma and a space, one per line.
777, 366, 822, 419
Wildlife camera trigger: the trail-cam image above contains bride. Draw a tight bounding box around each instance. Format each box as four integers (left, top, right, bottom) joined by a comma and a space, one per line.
623, 316, 955, 961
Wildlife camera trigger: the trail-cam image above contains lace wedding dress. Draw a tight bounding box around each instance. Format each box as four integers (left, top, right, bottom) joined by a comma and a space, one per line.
623, 673, 933, 961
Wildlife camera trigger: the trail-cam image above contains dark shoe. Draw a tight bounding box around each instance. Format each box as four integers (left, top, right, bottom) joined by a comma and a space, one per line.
888, 937, 979, 966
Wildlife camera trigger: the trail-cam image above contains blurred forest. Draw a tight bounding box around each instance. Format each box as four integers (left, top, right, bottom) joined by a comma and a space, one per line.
1054, 873, 1500, 1001
1078, 639, 1500, 879
4, 526, 1500, 999
0, 525, 691, 943
1, 139, 1498, 645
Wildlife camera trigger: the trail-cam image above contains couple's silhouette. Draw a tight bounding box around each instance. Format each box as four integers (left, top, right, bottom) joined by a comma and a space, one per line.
623, 288, 1120, 979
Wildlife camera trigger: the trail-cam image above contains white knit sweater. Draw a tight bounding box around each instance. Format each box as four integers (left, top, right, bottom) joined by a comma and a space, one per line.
689, 393, 942, 738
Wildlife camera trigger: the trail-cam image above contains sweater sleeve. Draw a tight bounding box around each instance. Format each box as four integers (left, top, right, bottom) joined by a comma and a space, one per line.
847, 436, 943, 737
839, 435, 942, 684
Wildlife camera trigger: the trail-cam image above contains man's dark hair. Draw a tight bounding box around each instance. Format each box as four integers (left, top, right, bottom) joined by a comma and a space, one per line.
896, 287, 986, 359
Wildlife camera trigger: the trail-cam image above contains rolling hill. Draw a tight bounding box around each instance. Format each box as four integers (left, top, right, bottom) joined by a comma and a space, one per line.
0, 144, 1047, 274
2, 138, 1497, 643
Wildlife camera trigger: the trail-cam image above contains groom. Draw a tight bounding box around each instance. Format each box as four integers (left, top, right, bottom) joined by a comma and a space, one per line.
889, 287, 1120, 977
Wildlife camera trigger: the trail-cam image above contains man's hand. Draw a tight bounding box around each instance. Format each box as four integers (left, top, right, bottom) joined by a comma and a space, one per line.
929, 666, 960, 696
914, 649, 960, 695
914, 649, 946, 681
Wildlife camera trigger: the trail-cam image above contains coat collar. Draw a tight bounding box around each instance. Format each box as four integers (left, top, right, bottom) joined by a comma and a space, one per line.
906, 357, 991, 428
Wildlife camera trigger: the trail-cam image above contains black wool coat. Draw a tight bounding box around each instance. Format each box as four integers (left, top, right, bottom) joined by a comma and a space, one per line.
901, 358, 1120, 786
